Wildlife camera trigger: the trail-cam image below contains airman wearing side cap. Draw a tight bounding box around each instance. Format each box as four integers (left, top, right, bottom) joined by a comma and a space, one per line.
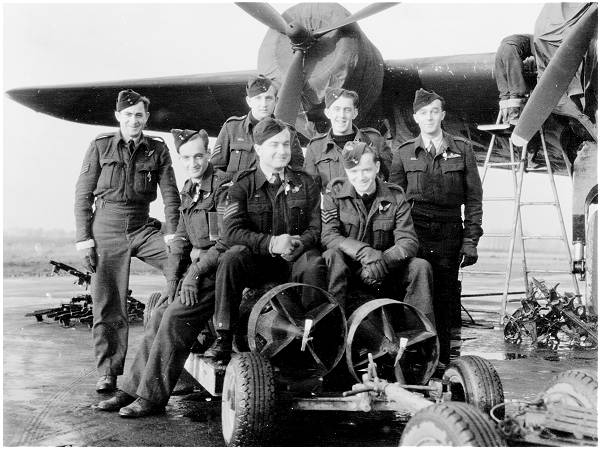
304, 87, 392, 191
95, 128, 227, 418
390, 88, 483, 368
208, 117, 326, 361
74, 89, 181, 393
321, 141, 435, 325
210, 75, 304, 176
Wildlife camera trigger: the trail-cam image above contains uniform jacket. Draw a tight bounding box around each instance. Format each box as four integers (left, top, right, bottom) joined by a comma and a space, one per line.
321, 177, 418, 262
74, 131, 180, 242
303, 125, 393, 191
390, 131, 483, 245
223, 167, 321, 256
210, 114, 304, 173
164, 163, 230, 282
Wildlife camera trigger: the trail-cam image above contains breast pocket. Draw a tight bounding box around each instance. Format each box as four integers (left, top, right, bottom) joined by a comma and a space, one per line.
134, 162, 159, 194
98, 157, 123, 189
339, 211, 360, 239
228, 144, 255, 173
187, 209, 210, 243
247, 199, 272, 233
440, 159, 465, 203
372, 219, 394, 250
404, 159, 427, 195
315, 156, 341, 188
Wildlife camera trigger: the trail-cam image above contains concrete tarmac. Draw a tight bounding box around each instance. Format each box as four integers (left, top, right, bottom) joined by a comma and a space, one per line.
4, 275, 597, 446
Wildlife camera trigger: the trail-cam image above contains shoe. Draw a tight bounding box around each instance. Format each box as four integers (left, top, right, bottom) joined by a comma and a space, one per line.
96, 375, 117, 392
203, 331, 232, 361
119, 398, 164, 418
97, 390, 136, 411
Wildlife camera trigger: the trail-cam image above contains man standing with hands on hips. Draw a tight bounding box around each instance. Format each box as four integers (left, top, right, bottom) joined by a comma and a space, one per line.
390, 89, 483, 370
74, 89, 180, 393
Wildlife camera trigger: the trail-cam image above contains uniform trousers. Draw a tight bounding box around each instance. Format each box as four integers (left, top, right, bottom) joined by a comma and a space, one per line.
120, 276, 215, 405
322, 248, 436, 326
413, 218, 462, 365
214, 246, 327, 331
91, 202, 167, 376
495, 42, 529, 100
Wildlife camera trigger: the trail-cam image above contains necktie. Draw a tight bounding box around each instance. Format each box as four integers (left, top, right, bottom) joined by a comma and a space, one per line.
128, 140, 135, 156
428, 141, 436, 156
272, 173, 283, 188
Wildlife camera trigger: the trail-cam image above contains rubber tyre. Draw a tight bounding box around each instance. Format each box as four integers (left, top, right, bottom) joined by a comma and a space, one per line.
544, 369, 598, 408
143, 292, 162, 328
443, 355, 504, 416
221, 352, 276, 446
400, 402, 505, 446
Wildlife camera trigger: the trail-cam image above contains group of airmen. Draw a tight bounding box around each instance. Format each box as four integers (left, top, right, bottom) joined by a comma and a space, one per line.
74, 75, 482, 418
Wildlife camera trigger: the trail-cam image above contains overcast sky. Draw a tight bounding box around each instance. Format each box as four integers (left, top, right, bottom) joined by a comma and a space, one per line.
4, 2, 571, 235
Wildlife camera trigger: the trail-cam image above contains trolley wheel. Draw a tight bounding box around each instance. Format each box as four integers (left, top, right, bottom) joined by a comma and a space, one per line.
143, 291, 163, 328
544, 368, 597, 409
346, 299, 438, 384
400, 402, 505, 446
221, 352, 276, 446
443, 355, 504, 416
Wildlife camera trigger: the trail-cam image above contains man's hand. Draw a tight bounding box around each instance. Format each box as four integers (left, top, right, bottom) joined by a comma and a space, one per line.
180, 266, 201, 306
81, 247, 97, 273
281, 237, 304, 262
162, 280, 178, 305
460, 244, 478, 268
356, 246, 383, 265
270, 234, 296, 255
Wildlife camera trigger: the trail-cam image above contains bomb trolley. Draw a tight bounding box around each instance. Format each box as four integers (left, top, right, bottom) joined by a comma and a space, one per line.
178, 282, 506, 446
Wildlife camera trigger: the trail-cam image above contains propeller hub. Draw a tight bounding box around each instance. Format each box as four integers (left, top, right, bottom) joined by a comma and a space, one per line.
287, 21, 314, 52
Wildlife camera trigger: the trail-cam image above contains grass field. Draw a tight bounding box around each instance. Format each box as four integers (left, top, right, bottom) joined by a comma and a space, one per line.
4, 227, 571, 279
3, 229, 162, 277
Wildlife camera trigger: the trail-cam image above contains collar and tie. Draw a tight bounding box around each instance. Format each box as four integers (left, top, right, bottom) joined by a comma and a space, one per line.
428, 141, 437, 156
270, 173, 283, 188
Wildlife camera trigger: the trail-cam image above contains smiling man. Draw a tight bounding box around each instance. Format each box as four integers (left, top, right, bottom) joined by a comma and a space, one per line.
96, 128, 226, 418
321, 141, 434, 326
210, 75, 304, 175
304, 87, 392, 191
74, 89, 180, 393
208, 117, 326, 360
390, 88, 483, 369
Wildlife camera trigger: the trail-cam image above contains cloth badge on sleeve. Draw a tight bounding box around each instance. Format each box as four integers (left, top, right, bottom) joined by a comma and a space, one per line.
211, 144, 222, 159
223, 202, 239, 221
80, 163, 90, 175
321, 209, 337, 223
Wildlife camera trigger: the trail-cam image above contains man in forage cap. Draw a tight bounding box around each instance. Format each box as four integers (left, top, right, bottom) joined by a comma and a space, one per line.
390, 88, 483, 373
210, 75, 304, 176
320, 140, 435, 326
304, 87, 392, 191
74, 89, 181, 392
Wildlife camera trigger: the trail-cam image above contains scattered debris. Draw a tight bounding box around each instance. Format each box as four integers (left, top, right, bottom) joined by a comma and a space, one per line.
504, 278, 597, 349
25, 260, 145, 327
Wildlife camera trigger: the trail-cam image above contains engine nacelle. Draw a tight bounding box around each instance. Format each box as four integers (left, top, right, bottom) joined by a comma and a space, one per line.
257, 3, 384, 137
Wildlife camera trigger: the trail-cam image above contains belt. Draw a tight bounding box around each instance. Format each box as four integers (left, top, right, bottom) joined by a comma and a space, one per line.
95, 198, 149, 214
411, 203, 461, 222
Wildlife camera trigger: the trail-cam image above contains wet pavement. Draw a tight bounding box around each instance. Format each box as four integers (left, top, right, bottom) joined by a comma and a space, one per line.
4, 275, 598, 446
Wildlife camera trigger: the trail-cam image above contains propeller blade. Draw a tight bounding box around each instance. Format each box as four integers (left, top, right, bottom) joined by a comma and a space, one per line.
313, 3, 399, 38
512, 4, 597, 146
235, 2, 289, 35
274, 50, 305, 126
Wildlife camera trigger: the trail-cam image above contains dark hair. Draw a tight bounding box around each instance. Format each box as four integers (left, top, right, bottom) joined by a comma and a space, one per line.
138, 96, 150, 112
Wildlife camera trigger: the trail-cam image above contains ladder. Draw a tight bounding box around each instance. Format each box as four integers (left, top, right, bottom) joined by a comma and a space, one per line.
466, 117, 580, 322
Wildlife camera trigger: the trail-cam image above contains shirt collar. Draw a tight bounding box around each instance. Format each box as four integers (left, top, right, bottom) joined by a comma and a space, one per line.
182, 164, 214, 196
421, 133, 445, 153
117, 131, 146, 149
258, 166, 285, 185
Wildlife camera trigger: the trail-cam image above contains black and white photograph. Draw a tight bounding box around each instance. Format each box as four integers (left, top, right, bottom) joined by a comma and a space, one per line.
3, 1, 598, 446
